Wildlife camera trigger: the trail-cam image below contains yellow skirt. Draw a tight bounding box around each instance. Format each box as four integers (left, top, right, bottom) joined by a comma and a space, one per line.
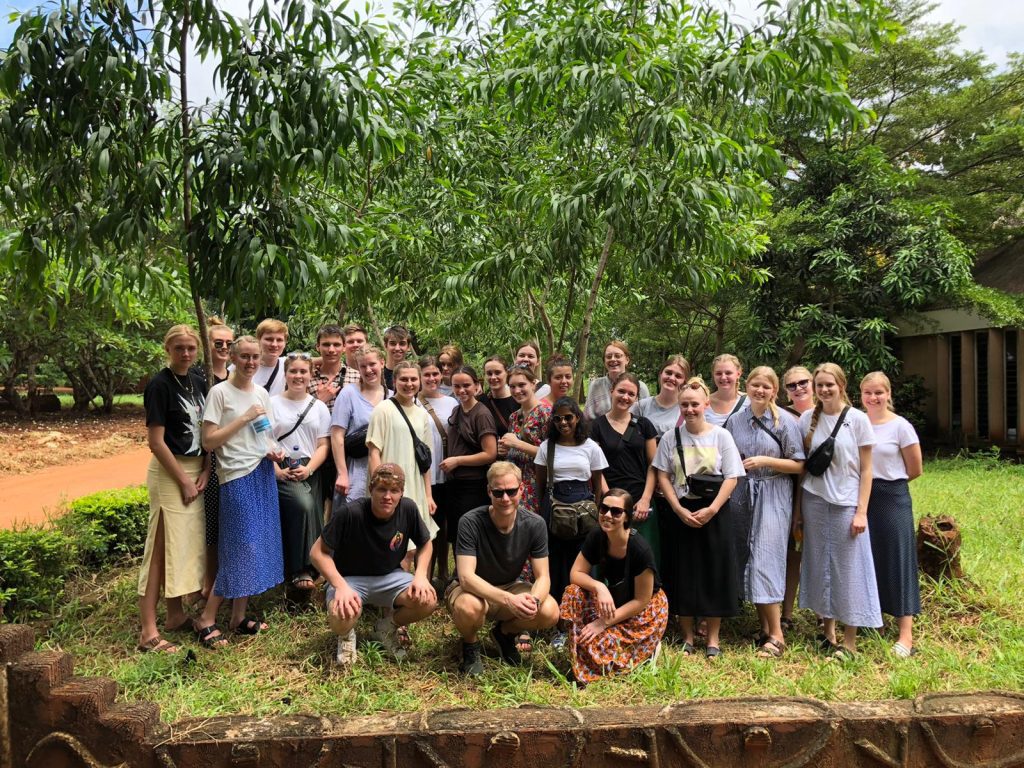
138, 454, 206, 598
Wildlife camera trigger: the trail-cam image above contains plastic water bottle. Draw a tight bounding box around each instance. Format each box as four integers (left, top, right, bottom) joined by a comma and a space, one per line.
250, 414, 278, 452
286, 445, 302, 470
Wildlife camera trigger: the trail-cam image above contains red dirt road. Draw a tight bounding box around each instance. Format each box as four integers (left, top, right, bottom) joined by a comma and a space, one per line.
0, 446, 152, 529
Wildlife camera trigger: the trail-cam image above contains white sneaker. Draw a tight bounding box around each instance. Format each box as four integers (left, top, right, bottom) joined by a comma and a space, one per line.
335, 629, 357, 667
371, 616, 408, 660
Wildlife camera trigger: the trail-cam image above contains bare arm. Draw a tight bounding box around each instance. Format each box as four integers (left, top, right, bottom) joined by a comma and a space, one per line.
902, 443, 923, 481
148, 425, 203, 503
440, 434, 498, 474
852, 445, 873, 536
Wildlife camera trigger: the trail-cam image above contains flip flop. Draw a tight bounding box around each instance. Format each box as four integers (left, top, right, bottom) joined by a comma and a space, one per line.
137, 636, 179, 654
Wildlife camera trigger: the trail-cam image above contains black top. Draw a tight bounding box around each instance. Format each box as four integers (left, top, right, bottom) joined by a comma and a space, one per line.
323, 497, 430, 576
590, 415, 656, 499
144, 368, 207, 456
455, 506, 548, 585
580, 528, 660, 607
481, 393, 518, 432
446, 402, 497, 480
383, 367, 394, 391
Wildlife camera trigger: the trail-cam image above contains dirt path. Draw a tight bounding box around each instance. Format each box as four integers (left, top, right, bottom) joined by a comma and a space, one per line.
0, 446, 153, 529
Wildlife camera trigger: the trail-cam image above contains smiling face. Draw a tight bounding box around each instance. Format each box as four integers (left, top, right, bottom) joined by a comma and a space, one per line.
860, 380, 891, 412
259, 332, 287, 364
438, 354, 455, 384
166, 334, 199, 374
659, 362, 687, 394
508, 372, 536, 404
420, 364, 442, 396
385, 337, 410, 367
285, 357, 311, 393
611, 378, 639, 412
231, 340, 262, 380
552, 405, 579, 438
548, 365, 573, 400
488, 472, 522, 515
358, 352, 382, 386
814, 372, 841, 404
679, 385, 709, 425
515, 346, 539, 370
484, 361, 507, 392
209, 327, 234, 365
603, 344, 628, 377
317, 334, 344, 368
746, 374, 776, 407
713, 362, 741, 394
598, 495, 628, 533
784, 373, 813, 409
394, 367, 421, 402
451, 372, 477, 405
344, 331, 367, 363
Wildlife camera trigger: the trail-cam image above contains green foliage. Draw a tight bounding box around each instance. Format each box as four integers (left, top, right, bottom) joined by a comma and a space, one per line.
56, 486, 150, 567
0, 527, 78, 620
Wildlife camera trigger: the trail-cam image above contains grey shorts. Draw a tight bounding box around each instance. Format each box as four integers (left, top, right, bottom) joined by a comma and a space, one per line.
327, 570, 413, 610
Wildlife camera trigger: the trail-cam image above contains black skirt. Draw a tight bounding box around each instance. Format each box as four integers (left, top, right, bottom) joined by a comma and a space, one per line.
867, 479, 921, 617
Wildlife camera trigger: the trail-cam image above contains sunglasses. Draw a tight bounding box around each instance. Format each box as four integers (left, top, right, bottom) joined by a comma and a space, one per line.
599, 503, 626, 518
552, 414, 577, 424
287, 352, 312, 361
212, 340, 232, 350
785, 379, 811, 392
489, 487, 519, 498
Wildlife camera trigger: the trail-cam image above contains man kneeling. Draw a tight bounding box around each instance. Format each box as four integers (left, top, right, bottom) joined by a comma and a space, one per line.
447, 461, 559, 675
311, 463, 436, 666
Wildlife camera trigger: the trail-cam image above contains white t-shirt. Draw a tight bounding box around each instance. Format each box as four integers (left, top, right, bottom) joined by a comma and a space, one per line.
253, 358, 287, 396
202, 381, 275, 483
652, 424, 745, 499
270, 394, 331, 460
418, 394, 459, 485
800, 407, 876, 507
869, 415, 919, 481
704, 394, 749, 428
534, 439, 609, 483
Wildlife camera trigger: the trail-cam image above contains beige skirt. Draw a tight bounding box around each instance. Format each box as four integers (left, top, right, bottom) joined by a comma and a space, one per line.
138, 454, 206, 598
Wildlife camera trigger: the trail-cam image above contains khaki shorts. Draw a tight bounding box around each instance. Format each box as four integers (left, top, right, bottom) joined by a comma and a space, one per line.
445, 580, 534, 619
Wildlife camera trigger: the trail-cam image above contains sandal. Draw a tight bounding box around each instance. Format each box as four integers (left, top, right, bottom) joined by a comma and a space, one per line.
817, 633, 838, 653
194, 623, 228, 650
756, 638, 786, 659
750, 631, 770, 648
705, 645, 722, 660
231, 616, 268, 635
395, 625, 412, 650
680, 641, 695, 656
515, 632, 533, 654
780, 617, 794, 633
892, 642, 917, 658
137, 635, 179, 654
291, 574, 317, 591
828, 645, 856, 662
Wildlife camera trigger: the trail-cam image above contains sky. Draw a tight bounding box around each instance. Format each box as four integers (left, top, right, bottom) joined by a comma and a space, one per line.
0, 0, 1020, 105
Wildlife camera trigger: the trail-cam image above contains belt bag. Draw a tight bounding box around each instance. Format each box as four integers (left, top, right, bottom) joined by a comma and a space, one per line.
344, 424, 369, 458
549, 498, 600, 540
804, 406, 849, 477
674, 426, 725, 501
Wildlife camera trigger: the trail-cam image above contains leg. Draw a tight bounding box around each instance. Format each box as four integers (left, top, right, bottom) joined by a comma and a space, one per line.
782, 538, 801, 625
327, 598, 362, 636
842, 623, 858, 653
203, 545, 218, 601
138, 511, 167, 646
498, 595, 559, 635
451, 592, 487, 643
194, 592, 228, 648
393, 590, 438, 627
229, 596, 268, 633
895, 615, 914, 652
678, 616, 695, 650
822, 617, 838, 647
704, 617, 722, 656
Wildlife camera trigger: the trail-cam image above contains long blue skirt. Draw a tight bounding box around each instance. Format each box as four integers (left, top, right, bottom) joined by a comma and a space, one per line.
216, 459, 284, 599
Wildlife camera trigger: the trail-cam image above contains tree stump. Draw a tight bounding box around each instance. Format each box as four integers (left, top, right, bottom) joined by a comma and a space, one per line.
917, 515, 964, 580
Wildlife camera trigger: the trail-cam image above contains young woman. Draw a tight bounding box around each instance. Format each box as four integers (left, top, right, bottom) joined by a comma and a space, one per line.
543, 356, 575, 405
367, 360, 437, 538
197, 336, 285, 647
418, 356, 460, 583
583, 340, 649, 420
439, 365, 498, 570
480, 356, 518, 434
591, 373, 658, 555
499, 364, 552, 515
272, 353, 331, 591
437, 344, 463, 396
560, 489, 668, 684
652, 377, 744, 658
534, 397, 608, 610
137, 325, 210, 653
514, 340, 544, 392
706, 353, 748, 428
860, 371, 923, 657
633, 355, 689, 436
330, 345, 390, 502
795, 363, 881, 658
780, 364, 816, 631
202, 317, 233, 600
725, 367, 804, 658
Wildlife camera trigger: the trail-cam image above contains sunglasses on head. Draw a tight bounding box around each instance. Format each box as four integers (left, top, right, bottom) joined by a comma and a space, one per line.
598, 503, 626, 518
785, 379, 811, 392
286, 352, 312, 361
489, 486, 519, 498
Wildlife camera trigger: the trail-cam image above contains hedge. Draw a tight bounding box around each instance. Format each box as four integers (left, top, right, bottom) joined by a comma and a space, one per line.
0, 486, 150, 621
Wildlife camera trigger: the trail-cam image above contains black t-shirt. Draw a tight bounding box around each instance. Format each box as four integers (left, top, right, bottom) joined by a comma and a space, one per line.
144, 368, 207, 456
580, 528, 660, 607
455, 506, 548, 585
590, 415, 656, 499
446, 402, 497, 480
323, 497, 430, 576
481, 393, 518, 432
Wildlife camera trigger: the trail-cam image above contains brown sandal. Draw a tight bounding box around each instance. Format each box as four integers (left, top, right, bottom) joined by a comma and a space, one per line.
756, 637, 785, 659
137, 635, 179, 654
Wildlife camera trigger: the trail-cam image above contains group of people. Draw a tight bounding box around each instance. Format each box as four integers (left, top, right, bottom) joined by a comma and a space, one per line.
138, 319, 923, 684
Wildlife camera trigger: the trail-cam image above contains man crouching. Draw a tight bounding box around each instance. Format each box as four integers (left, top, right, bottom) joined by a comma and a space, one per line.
446, 461, 559, 675
311, 463, 436, 666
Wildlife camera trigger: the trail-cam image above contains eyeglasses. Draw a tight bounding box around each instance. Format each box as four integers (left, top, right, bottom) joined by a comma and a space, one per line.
212, 340, 232, 350
287, 352, 312, 361
489, 487, 519, 498
552, 414, 577, 424
785, 379, 810, 392
599, 503, 626, 518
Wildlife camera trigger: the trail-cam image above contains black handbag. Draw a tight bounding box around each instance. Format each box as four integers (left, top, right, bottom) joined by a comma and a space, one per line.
392, 399, 432, 474
344, 424, 370, 459
804, 406, 849, 477
674, 426, 725, 501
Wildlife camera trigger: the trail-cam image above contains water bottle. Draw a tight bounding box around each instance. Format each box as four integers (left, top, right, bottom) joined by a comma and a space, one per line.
250, 414, 278, 452
286, 445, 302, 470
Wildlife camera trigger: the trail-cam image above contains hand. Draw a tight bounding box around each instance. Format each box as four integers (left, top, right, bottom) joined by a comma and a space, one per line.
506, 592, 539, 620
318, 383, 340, 403
438, 456, 459, 474
633, 497, 651, 521
243, 403, 266, 423
273, 464, 289, 481
743, 455, 766, 471
288, 464, 310, 482
195, 469, 210, 494
692, 506, 717, 526
851, 511, 867, 537
329, 585, 362, 620
266, 447, 285, 463
427, 496, 437, 517
676, 504, 701, 528
335, 470, 349, 496
178, 478, 200, 505
407, 576, 437, 606
595, 584, 616, 620
579, 618, 607, 644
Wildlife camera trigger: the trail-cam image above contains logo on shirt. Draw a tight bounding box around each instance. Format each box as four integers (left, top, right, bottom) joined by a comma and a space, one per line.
389, 532, 405, 551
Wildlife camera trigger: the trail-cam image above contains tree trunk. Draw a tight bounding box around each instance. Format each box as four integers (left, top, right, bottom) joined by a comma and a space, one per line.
573, 224, 615, 402
529, 291, 555, 361
557, 261, 578, 354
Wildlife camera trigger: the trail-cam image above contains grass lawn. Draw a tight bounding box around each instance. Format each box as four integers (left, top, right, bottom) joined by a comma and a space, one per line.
38, 455, 1024, 722
54, 393, 144, 409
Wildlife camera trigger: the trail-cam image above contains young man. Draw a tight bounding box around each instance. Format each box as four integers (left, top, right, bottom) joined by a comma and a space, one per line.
446, 461, 559, 675
308, 324, 346, 413
341, 323, 367, 387
310, 463, 437, 667
253, 318, 288, 395
382, 324, 412, 391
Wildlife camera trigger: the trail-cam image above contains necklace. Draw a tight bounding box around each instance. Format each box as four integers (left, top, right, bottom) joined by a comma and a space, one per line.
170, 369, 194, 397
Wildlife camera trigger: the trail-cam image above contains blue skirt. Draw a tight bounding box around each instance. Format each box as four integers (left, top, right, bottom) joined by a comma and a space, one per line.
216, 459, 284, 599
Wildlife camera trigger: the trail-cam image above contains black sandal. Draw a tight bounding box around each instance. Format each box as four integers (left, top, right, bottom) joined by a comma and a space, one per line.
232, 616, 267, 635
195, 623, 228, 650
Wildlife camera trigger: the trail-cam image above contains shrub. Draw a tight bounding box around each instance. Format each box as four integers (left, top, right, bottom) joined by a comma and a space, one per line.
57, 486, 150, 566
0, 527, 78, 620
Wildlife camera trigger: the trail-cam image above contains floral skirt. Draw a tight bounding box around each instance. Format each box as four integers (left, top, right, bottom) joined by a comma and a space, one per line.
559, 584, 669, 683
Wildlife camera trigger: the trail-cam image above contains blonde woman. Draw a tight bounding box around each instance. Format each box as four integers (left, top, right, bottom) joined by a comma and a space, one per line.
137, 325, 210, 653
795, 363, 881, 659
706, 353, 748, 427
860, 372, 923, 657
725, 367, 804, 657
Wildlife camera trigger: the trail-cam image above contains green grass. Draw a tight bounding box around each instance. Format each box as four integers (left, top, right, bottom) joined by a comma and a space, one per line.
54, 393, 144, 409
34, 455, 1024, 721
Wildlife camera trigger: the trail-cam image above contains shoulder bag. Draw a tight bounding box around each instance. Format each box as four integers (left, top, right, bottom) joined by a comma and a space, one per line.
804, 406, 850, 477
419, 396, 449, 459
674, 426, 724, 501
545, 440, 600, 540
392, 399, 433, 474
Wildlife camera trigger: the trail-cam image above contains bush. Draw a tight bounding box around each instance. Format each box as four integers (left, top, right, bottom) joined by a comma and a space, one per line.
57, 486, 150, 566
0, 527, 78, 620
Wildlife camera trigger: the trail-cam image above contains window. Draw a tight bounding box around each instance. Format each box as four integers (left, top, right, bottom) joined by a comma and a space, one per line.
1007, 330, 1019, 443
950, 334, 962, 431
976, 332, 989, 439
